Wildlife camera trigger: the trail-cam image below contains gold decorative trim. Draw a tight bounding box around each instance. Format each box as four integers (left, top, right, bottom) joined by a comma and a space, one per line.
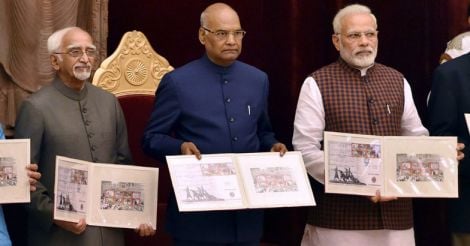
125, 59, 148, 86
92, 30, 173, 96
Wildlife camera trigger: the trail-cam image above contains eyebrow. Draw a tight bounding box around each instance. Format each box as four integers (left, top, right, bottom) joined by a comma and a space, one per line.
65, 44, 97, 50
346, 28, 376, 33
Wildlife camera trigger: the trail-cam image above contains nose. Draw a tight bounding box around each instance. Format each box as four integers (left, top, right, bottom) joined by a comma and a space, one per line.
79, 52, 91, 63
358, 34, 370, 46
225, 33, 236, 44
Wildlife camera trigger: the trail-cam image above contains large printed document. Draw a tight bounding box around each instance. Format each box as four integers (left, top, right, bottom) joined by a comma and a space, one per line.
166, 151, 315, 212
324, 131, 458, 197
0, 139, 30, 204
54, 156, 158, 229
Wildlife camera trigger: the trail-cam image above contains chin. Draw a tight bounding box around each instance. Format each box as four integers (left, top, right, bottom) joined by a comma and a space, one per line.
221, 55, 239, 63
351, 55, 375, 68
74, 72, 91, 81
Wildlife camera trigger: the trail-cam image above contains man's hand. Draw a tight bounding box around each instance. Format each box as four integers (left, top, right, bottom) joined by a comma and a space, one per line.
457, 143, 465, 161
270, 143, 287, 156
26, 164, 41, 192
135, 223, 156, 237
181, 142, 201, 160
54, 218, 86, 235
369, 190, 397, 203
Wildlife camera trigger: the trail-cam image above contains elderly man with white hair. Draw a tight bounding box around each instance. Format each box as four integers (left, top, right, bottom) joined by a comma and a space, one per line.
293, 4, 429, 246
15, 26, 154, 246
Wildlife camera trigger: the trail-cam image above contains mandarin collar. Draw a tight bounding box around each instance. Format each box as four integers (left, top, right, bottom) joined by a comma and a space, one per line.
337, 57, 376, 76
201, 54, 236, 74
53, 77, 88, 101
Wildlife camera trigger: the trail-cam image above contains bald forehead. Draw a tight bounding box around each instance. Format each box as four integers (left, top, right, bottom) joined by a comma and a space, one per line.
204, 3, 235, 13
202, 3, 240, 28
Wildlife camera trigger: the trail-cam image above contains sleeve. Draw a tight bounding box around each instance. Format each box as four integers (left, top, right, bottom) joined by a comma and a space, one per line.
427, 67, 459, 137
14, 100, 54, 231
141, 74, 185, 162
400, 78, 429, 136
428, 64, 470, 178
0, 127, 11, 242
0, 207, 11, 244
292, 77, 326, 184
114, 98, 133, 164
257, 76, 278, 151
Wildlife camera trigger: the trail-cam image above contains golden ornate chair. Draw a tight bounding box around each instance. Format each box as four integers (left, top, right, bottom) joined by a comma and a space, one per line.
92, 30, 173, 245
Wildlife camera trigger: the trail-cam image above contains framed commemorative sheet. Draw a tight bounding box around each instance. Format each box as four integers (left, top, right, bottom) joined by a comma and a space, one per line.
0, 139, 30, 204
54, 156, 158, 229
324, 131, 458, 197
166, 151, 315, 212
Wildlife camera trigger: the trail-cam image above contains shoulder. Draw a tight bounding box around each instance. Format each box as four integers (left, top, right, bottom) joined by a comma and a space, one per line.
25, 85, 57, 106
436, 53, 470, 74
233, 60, 267, 77
165, 59, 204, 78
311, 62, 340, 76
86, 83, 118, 101
372, 62, 404, 77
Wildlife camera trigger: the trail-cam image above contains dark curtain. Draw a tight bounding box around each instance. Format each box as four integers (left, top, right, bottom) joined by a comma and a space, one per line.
108, 1, 468, 246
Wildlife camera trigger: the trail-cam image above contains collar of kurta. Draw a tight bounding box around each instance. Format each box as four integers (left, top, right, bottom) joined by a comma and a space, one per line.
337, 57, 376, 77
52, 77, 88, 101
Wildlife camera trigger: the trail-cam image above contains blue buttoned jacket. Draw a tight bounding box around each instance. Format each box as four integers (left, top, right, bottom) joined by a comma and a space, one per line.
428, 53, 470, 233
142, 55, 279, 243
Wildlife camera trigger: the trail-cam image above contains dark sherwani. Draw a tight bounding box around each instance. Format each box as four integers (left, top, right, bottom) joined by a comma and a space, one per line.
15, 78, 132, 246
142, 55, 279, 243
428, 53, 470, 233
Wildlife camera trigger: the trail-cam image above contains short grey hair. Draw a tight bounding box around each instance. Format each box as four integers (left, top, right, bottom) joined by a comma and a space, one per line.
200, 11, 207, 27
47, 27, 81, 54
332, 4, 377, 34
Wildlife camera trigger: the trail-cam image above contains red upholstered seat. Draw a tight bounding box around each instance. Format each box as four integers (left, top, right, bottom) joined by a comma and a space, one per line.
118, 94, 173, 245
92, 31, 173, 245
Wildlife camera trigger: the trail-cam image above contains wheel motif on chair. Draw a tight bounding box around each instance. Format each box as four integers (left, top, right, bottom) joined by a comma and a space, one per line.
125, 59, 148, 86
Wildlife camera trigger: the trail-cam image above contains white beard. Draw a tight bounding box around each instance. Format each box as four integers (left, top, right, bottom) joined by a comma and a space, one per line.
74, 70, 91, 81
350, 52, 376, 68
73, 64, 91, 81
340, 43, 378, 68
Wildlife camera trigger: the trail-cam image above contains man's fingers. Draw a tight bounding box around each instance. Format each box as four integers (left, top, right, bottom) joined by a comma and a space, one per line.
181, 142, 202, 159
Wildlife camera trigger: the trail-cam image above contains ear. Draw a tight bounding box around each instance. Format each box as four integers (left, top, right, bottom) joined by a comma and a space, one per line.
199, 28, 206, 45
50, 54, 60, 71
332, 34, 341, 52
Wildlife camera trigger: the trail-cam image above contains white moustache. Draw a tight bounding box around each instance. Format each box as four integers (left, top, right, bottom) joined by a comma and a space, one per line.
354, 49, 373, 56
74, 65, 91, 69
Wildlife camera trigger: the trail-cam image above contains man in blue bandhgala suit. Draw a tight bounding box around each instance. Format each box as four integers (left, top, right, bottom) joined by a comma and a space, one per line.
428, 52, 470, 246
142, 2, 287, 246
